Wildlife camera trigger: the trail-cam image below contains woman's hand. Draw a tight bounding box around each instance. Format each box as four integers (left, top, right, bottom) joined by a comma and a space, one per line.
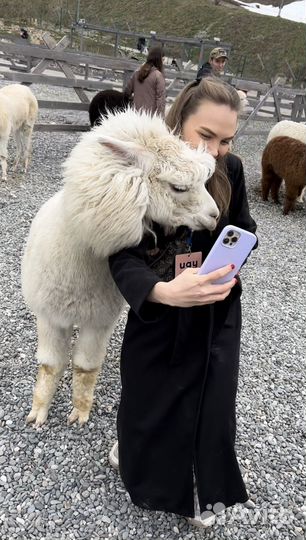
148, 265, 237, 307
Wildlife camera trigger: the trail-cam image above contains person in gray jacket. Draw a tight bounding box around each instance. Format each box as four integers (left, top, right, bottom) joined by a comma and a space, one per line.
124, 45, 166, 117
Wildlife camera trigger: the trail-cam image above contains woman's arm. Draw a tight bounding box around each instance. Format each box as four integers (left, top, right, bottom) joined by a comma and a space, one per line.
109, 241, 165, 322
109, 242, 236, 319
227, 154, 257, 236
155, 72, 166, 117
226, 154, 258, 276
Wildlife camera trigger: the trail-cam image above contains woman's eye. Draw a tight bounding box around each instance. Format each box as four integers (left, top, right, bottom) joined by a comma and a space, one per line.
171, 185, 189, 193
221, 141, 230, 146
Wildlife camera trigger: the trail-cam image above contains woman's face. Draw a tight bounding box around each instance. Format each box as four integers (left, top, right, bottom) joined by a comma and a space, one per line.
181, 100, 238, 159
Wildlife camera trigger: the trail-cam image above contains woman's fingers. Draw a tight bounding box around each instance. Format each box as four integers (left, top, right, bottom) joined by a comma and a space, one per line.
199, 264, 234, 283
199, 282, 235, 304
202, 277, 237, 295
184, 288, 233, 307
151, 265, 237, 307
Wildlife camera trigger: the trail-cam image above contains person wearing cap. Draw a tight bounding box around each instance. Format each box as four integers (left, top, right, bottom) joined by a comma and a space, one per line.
196, 47, 228, 80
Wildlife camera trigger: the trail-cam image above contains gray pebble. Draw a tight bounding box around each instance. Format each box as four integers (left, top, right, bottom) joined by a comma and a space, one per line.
0, 82, 305, 540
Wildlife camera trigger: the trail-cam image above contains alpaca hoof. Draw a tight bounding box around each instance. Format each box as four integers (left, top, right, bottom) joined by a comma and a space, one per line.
26, 407, 49, 427
67, 407, 90, 426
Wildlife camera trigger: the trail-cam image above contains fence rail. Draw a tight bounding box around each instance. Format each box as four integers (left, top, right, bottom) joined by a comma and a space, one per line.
1, 35, 305, 134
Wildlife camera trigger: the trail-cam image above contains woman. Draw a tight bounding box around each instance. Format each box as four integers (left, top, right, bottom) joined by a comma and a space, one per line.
108, 77, 257, 527
124, 45, 166, 117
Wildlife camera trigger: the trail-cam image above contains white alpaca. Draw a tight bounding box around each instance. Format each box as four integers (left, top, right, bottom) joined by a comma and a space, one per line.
0, 84, 38, 180
267, 120, 306, 144
236, 90, 249, 114
267, 120, 306, 203
22, 109, 219, 427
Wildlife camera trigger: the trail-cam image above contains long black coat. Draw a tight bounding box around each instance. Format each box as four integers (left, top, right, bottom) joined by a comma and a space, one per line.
109, 153, 257, 518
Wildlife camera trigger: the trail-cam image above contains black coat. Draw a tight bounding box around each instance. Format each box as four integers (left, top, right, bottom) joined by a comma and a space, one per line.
109, 153, 257, 517
196, 61, 213, 81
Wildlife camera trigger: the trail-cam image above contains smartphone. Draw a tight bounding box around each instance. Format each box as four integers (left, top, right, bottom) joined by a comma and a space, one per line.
198, 225, 257, 284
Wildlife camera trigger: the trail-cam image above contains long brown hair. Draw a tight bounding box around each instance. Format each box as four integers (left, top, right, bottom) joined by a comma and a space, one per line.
166, 77, 241, 216
138, 45, 164, 83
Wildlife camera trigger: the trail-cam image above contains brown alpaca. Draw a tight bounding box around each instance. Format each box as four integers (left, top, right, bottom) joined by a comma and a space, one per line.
261, 136, 306, 215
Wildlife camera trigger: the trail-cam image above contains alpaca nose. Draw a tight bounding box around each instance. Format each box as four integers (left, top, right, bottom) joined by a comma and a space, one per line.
210, 208, 219, 221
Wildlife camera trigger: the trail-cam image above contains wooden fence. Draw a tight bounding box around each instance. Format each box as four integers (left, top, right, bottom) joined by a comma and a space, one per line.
0, 34, 305, 136
70, 21, 232, 68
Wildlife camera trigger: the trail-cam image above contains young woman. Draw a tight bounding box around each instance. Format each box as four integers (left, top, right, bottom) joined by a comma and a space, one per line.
124, 45, 166, 117
108, 77, 257, 527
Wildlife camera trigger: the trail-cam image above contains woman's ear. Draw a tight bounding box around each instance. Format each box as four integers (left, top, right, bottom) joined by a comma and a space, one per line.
98, 134, 154, 172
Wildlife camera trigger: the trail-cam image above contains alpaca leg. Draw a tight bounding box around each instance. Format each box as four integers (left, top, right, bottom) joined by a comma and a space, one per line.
22, 123, 34, 173
270, 175, 282, 204
0, 155, 8, 181
14, 124, 33, 173
261, 165, 274, 201
0, 136, 9, 180
68, 325, 113, 425
27, 317, 72, 426
297, 186, 305, 204
283, 185, 298, 215
13, 130, 23, 172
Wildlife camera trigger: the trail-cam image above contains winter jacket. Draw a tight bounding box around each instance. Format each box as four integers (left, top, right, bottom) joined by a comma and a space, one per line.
196, 61, 213, 81
124, 66, 166, 117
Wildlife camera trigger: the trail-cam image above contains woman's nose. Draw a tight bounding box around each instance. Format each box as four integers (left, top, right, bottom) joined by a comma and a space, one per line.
207, 144, 219, 159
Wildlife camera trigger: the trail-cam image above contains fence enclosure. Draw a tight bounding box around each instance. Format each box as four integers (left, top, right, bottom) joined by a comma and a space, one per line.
0, 33, 305, 137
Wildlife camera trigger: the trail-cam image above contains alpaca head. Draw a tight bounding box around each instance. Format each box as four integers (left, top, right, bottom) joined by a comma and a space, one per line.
236, 90, 249, 113
63, 109, 219, 256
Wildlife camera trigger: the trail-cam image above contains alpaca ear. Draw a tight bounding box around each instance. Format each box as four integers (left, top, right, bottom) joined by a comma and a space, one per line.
98, 134, 154, 171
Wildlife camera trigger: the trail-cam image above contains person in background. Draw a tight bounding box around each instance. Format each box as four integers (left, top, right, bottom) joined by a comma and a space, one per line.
108, 77, 257, 528
137, 37, 147, 53
124, 45, 166, 117
171, 58, 180, 71
196, 47, 228, 81
20, 28, 29, 40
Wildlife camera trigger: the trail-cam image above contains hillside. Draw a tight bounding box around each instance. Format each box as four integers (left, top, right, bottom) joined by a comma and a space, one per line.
0, 0, 305, 81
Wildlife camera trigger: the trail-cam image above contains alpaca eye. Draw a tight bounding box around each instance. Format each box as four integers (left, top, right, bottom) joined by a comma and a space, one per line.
171, 184, 189, 193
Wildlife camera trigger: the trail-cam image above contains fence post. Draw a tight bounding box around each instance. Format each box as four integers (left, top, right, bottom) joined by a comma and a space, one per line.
80, 25, 84, 52
272, 88, 282, 121
114, 32, 120, 57
198, 41, 205, 70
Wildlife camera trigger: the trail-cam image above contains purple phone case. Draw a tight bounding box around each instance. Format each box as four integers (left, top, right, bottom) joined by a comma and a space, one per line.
198, 225, 257, 284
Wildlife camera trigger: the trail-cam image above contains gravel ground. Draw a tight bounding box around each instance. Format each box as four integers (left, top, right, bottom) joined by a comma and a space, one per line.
0, 81, 305, 540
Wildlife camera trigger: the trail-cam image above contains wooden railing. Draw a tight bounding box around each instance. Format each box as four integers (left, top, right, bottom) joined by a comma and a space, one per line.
0, 35, 305, 134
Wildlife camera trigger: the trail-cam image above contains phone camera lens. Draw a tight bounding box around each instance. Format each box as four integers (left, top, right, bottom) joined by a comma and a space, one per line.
223, 237, 230, 244
227, 230, 234, 237
232, 237, 238, 243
